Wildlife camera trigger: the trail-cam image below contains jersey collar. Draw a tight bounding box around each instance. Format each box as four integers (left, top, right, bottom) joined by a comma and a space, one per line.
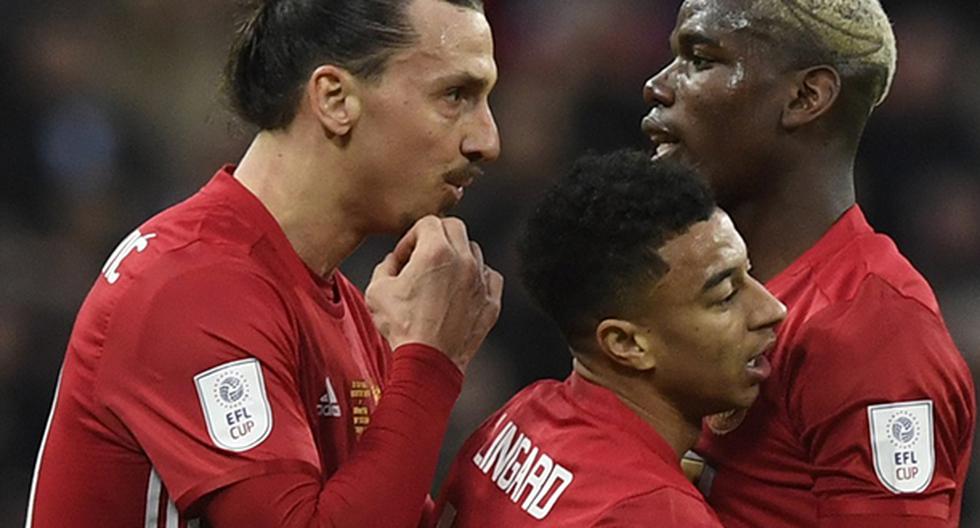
567, 372, 682, 469
203, 165, 345, 316
767, 204, 873, 288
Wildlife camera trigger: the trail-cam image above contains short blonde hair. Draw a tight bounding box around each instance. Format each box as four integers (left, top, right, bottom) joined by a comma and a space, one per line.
749, 0, 897, 107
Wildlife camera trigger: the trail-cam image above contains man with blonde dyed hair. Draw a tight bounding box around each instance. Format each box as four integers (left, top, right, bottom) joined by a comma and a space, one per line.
643, 0, 974, 527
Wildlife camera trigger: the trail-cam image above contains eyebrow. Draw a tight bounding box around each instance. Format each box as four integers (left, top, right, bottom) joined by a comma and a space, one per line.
701, 267, 736, 293
436, 71, 494, 92
676, 30, 722, 50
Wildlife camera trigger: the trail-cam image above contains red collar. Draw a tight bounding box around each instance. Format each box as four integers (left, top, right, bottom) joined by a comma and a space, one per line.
566, 372, 681, 469
202, 165, 345, 316
767, 204, 872, 287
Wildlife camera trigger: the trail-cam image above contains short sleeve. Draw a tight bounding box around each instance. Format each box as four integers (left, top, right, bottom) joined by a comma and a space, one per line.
591, 488, 722, 527
788, 275, 975, 522
97, 259, 322, 513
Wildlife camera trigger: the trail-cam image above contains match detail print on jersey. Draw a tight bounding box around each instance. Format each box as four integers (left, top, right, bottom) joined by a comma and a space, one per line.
194, 358, 273, 452
867, 399, 935, 494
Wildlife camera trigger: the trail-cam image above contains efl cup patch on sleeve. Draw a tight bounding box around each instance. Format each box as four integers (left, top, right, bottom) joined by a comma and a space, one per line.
867, 400, 934, 494
195, 358, 273, 452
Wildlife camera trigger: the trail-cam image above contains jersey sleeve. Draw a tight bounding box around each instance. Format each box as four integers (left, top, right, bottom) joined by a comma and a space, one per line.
591, 488, 722, 527
96, 260, 321, 513
787, 275, 975, 525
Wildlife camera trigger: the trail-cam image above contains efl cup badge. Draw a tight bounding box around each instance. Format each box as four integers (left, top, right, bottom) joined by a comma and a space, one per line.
867, 400, 934, 494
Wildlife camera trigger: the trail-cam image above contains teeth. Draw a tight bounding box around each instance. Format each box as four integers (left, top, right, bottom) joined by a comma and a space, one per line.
656, 143, 674, 157
746, 356, 758, 368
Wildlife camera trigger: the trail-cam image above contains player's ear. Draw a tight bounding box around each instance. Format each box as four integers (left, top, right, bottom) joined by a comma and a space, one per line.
596, 319, 657, 371
306, 64, 362, 137
781, 65, 840, 130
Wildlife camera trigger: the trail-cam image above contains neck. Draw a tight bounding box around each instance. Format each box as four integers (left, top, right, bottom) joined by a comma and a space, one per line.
726, 158, 855, 282
572, 358, 699, 460
233, 128, 365, 276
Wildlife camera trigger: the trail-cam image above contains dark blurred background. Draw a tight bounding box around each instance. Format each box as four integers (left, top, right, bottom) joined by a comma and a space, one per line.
2, 0, 978, 525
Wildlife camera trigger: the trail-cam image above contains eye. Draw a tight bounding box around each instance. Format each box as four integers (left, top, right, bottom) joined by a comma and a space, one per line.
444, 87, 465, 103
716, 287, 739, 307
689, 54, 713, 71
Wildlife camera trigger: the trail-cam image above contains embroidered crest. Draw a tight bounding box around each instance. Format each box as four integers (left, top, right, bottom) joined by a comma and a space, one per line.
195, 358, 272, 452
867, 400, 934, 493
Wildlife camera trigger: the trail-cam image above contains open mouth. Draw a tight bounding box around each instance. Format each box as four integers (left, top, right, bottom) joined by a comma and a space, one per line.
744, 339, 776, 381
642, 117, 681, 161
652, 141, 679, 161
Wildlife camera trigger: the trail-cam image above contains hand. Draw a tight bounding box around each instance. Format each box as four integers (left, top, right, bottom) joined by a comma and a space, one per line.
365, 216, 503, 373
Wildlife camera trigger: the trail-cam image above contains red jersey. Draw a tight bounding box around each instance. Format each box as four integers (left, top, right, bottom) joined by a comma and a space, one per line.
434, 373, 722, 527
696, 206, 976, 527
27, 168, 398, 526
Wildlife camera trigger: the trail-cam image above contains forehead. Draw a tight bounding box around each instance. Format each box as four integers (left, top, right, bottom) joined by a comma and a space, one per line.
673, 0, 773, 47
385, 0, 496, 85
654, 210, 747, 299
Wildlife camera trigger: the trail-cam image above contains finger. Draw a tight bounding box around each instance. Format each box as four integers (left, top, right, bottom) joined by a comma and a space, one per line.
371, 251, 402, 281
470, 241, 485, 272
389, 222, 423, 268
440, 217, 472, 257
396, 216, 449, 273
485, 267, 504, 303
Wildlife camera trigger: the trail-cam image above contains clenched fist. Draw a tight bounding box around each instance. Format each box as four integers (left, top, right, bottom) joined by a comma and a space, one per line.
365, 216, 503, 373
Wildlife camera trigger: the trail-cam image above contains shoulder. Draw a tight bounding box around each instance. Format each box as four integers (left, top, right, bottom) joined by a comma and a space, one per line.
787, 271, 974, 437
799, 273, 958, 369
814, 230, 940, 314
591, 487, 720, 527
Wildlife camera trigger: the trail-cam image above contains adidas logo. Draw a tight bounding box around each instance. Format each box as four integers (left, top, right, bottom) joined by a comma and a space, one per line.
317, 377, 342, 417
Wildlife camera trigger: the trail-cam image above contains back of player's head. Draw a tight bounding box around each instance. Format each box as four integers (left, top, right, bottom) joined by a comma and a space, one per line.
520, 149, 715, 344
746, 0, 896, 112
225, 0, 484, 130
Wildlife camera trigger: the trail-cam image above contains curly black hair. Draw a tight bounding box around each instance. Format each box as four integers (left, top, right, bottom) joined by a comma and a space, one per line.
519, 149, 715, 343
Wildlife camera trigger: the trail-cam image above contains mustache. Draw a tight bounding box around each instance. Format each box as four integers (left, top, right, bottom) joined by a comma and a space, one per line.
444, 164, 484, 183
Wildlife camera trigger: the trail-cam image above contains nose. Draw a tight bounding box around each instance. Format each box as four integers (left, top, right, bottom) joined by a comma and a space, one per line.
643, 61, 677, 108
746, 278, 787, 331
462, 100, 501, 163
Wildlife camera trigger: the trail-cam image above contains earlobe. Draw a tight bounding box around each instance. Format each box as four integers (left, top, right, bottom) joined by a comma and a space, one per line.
308, 65, 361, 136
781, 66, 840, 130
596, 319, 658, 371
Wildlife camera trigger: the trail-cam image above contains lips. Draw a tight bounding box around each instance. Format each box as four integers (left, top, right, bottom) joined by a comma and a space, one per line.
642, 115, 680, 161
745, 338, 776, 382
443, 165, 482, 203
445, 165, 481, 188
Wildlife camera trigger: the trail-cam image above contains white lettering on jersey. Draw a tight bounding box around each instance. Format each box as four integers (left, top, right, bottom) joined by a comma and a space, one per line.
471, 417, 574, 520
195, 358, 273, 452
101, 229, 156, 284
868, 400, 935, 493
318, 377, 342, 417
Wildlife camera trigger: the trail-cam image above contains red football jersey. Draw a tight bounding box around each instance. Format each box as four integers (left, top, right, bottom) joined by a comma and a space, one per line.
434, 373, 723, 527
696, 206, 976, 527
27, 167, 393, 527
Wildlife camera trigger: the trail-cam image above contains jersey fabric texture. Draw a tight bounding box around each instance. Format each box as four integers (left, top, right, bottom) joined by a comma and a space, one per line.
434, 372, 722, 527
696, 206, 976, 528
27, 167, 461, 527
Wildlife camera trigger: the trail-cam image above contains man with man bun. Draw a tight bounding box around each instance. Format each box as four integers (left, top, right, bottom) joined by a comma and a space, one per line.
26, 0, 501, 526
643, 1, 975, 526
